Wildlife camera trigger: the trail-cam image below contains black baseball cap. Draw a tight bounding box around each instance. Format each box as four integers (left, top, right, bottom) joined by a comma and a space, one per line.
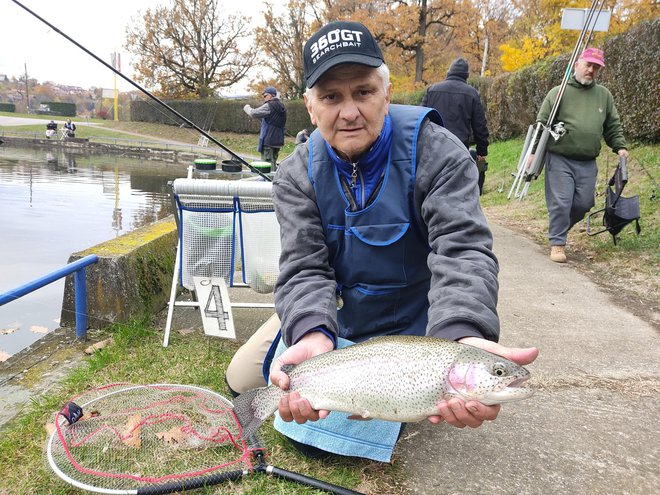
303, 21, 384, 88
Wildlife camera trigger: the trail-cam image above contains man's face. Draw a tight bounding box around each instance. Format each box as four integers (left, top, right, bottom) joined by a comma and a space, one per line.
574, 59, 601, 85
304, 64, 391, 161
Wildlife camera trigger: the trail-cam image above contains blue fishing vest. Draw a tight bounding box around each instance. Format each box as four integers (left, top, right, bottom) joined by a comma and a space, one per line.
308, 104, 442, 342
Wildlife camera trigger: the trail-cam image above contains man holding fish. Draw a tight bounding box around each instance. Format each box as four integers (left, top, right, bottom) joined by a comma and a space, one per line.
227, 21, 538, 461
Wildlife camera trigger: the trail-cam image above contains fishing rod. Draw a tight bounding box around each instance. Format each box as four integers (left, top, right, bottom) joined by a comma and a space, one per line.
10, 0, 272, 182
508, 0, 607, 200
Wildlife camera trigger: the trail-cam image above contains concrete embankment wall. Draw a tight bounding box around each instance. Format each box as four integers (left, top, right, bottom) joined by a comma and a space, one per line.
1, 136, 218, 163
61, 216, 178, 329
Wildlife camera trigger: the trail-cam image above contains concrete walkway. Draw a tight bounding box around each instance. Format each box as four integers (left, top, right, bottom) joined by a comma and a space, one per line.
395, 223, 659, 495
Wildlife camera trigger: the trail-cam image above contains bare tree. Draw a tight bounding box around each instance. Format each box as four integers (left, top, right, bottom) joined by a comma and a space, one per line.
253, 1, 317, 99
125, 0, 257, 98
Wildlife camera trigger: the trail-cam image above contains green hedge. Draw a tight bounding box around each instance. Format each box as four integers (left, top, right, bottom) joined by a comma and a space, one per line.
131, 98, 313, 137
600, 20, 659, 141
0, 103, 16, 112
130, 20, 658, 143
483, 19, 658, 142
38, 101, 77, 117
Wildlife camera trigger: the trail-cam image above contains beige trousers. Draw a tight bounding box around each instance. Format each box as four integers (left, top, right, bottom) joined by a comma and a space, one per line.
225, 313, 281, 394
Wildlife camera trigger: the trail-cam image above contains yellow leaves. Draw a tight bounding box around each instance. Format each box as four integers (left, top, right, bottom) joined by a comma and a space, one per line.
44, 422, 57, 438
121, 414, 142, 448
0, 349, 11, 362
84, 337, 114, 355
156, 426, 187, 445
500, 37, 550, 72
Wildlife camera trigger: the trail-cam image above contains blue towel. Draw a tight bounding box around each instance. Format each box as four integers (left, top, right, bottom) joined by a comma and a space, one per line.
270, 337, 402, 463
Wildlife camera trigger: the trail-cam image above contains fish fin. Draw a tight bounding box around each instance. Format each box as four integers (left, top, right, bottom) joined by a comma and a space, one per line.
232, 386, 281, 439
347, 415, 373, 421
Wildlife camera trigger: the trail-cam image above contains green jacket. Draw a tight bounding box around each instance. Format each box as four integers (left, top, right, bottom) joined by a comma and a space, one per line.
537, 77, 627, 160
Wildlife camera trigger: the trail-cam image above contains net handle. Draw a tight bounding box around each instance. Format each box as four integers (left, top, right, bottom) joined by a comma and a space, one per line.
136, 469, 247, 495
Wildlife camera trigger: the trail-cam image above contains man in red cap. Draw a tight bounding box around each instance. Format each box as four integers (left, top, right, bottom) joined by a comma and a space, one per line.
530, 47, 628, 263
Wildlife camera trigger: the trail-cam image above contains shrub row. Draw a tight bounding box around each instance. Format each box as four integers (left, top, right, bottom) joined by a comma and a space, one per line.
131, 98, 313, 137
131, 20, 658, 143
39, 101, 77, 117
0, 103, 16, 112
479, 19, 658, 142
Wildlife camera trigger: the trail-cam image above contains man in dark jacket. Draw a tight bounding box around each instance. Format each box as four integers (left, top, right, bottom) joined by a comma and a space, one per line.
421, 58, 489, 192
244, 86, 287, 170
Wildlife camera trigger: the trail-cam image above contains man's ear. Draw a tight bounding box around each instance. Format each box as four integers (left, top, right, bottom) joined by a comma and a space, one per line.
304, 94, 317, 126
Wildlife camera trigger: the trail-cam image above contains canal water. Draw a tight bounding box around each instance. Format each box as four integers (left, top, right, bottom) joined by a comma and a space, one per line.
0, 145, 191, 358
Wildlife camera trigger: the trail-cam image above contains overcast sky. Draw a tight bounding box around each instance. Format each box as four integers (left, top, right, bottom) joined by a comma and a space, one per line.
0, 0, 278, 93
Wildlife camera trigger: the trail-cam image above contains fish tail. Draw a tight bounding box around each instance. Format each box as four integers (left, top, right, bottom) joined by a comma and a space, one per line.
232, 386, 282, 439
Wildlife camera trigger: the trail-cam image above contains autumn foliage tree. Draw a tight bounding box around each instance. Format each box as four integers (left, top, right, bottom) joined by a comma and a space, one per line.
253, 1, 315, 99
499, 0, 659, 72
124, 0, 257, 98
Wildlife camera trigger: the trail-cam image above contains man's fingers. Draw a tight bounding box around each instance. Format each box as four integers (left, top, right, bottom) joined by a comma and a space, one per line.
459, 337, 539, 366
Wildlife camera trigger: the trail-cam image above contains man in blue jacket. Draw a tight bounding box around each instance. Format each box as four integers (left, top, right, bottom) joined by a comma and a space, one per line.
227, 21, 538, 461
243, 86, 287, 170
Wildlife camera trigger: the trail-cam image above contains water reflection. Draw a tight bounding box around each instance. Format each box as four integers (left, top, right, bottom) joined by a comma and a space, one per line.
0, 145, 191, 356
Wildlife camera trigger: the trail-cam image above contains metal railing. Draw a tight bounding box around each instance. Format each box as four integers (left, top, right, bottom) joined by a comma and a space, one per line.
0, 254, 99, 340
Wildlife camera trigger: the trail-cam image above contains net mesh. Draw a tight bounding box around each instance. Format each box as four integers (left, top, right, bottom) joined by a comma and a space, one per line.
177, 192, 280, 293
47, 384, 258, 491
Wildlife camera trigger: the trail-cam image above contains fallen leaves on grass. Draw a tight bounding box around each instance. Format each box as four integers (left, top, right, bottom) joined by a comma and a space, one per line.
121, 414, 142, 448
84, 338, 114, 354
156, 426, 187, 445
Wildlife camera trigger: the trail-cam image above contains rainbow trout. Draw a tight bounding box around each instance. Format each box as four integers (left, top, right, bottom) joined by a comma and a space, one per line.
232, 335, 534, 439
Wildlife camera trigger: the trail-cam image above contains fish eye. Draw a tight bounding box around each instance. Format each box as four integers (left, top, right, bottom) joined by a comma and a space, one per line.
492, 363, 508, 377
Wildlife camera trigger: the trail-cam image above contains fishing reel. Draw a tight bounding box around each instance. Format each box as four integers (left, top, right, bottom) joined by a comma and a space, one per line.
549, 121, 567, 141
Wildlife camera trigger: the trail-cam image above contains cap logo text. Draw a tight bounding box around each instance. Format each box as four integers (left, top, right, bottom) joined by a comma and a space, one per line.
310, 29, 364, 64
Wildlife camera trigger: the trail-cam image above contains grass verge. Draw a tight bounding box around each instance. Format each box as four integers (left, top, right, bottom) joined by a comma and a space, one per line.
0, 320, 403, 494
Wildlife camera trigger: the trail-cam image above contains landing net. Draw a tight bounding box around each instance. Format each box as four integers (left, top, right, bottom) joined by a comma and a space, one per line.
46, 383, 260, 492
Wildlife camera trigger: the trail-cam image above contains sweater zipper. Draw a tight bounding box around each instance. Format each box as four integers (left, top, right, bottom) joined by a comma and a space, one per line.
350, 162, 358, 187
349, 162, 366, 208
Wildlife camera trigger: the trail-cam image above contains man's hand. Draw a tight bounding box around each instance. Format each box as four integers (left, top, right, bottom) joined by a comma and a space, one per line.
526, 153, 535, 172
618, 149, 629, 159
426, 337, 539, 429
270, 331, 334, 424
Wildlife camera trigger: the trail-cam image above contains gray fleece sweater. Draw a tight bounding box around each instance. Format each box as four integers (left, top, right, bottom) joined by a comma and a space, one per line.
272, 119, 500, 347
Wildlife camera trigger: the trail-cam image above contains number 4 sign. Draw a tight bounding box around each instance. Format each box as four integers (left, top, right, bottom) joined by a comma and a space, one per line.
193, 276, 236, 340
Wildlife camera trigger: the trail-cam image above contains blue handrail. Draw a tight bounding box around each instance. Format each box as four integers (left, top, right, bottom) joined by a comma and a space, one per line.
0, 254, 99, 340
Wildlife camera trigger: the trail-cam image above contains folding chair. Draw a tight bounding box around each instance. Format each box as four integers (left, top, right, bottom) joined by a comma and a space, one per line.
586, 157, 641, 245
163, 178, 280, 347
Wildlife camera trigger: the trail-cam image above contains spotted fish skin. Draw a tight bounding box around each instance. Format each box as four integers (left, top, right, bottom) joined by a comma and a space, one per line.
232, 335, 533, 439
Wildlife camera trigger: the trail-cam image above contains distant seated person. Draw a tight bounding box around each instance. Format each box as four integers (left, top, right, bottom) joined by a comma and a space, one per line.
295, 128, 310, 145
63, 119, 76, 138
46, 120, 57, 139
